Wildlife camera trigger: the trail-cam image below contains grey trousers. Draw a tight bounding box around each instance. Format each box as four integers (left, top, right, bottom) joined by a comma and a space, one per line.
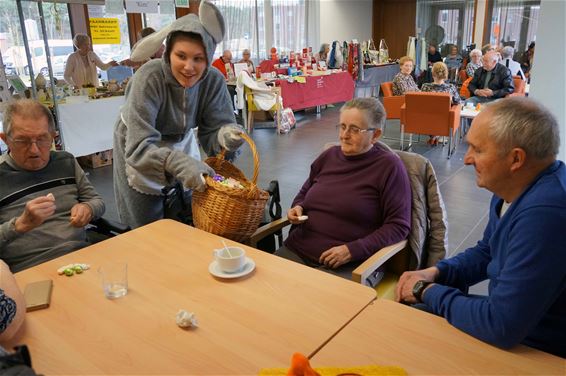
274, 245, 359, 281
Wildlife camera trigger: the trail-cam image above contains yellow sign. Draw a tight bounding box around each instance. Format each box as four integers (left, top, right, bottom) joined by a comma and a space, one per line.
89, 18, 120, 45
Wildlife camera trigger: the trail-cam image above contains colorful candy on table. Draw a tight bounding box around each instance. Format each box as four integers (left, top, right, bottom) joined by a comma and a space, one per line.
212, 174, 245, 189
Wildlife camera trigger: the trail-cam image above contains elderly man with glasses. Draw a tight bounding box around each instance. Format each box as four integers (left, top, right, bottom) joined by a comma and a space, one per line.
0, 99, 105, 272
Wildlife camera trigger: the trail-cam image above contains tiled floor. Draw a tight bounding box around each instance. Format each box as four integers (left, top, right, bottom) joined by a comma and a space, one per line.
86, 106, 492, 294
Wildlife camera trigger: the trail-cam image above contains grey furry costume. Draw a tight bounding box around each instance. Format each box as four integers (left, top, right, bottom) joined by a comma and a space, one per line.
113, 1, 241, 228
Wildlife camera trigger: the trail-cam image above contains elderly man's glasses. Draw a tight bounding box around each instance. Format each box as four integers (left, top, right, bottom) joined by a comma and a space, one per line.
7, 135, 53, 149
337, 124, 376, 135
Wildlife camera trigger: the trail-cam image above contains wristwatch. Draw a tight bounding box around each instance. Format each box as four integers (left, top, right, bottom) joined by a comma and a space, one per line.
412, 280, 433, 303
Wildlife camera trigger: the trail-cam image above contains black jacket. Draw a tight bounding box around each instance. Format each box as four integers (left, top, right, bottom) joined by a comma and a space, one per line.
468, 64, 514, 99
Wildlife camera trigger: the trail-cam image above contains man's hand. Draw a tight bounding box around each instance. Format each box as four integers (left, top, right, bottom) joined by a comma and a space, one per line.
396, 266, 439, 303
287, 205, 304, 225
14, 195, 56, 233
70, 203, 93, 228
319, 245, 352, 269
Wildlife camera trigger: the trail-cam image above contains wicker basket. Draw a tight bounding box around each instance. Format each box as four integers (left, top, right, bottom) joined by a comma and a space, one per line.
192, 133, 269, 242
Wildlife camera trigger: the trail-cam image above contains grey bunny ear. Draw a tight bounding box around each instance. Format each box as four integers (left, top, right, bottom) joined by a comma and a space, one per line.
199, 0, 225, 44
130, 25, 172, 62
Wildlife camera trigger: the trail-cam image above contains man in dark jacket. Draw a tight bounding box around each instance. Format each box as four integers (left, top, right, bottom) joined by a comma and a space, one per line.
465, 51, 514, 106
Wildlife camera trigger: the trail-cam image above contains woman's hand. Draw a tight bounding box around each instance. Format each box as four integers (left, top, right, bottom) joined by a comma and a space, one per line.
287, 205, 304, 224
319, 245, 352, 269
218, 124, 245, 151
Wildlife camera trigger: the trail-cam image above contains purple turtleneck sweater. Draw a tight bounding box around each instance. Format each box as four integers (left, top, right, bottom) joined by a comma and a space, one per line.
285, 144, 411, 263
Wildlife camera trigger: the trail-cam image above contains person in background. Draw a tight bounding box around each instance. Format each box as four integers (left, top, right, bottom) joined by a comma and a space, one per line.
392, 56, 420, 96
275, 98, 411, 280
63, 34, 118, 88
444, 45, 463, 77
466, 49, 483, 78
113, 1, 244, 229
521, 42, 535, 80
0, 100, 105, 272
0, 260, 25, 346
212, 49, 234, 80
421, 62, 462, 145
314, 43, 330, 63
238, 49, 255, 73
396, 98, 566, 359
120, 27, 165, 68
481, 43, 495, 55
499, 46, 525, 80
427, 44, 442, 66
465, 51, 514, 106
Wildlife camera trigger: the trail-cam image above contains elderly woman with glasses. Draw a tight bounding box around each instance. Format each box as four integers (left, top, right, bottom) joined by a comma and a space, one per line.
274, 98, 411, 279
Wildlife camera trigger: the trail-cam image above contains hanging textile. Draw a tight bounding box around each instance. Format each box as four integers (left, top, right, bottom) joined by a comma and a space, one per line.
342, 41, 348, 70
328, 41, 337, 68
419, 37, 428, 73
407, 36, 417, 61
357, 42, 364, 81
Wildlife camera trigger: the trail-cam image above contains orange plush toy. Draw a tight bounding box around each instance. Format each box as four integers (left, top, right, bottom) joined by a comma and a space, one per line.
287, 353, 320, 376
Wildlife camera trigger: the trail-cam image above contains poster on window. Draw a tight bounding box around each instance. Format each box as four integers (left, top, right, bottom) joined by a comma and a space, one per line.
105, 0, 124, 14
90, 18, 121, 45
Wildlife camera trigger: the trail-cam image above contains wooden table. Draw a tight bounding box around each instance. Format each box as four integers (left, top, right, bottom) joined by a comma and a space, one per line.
311, 299, 565, 375
15, 219, 375, 375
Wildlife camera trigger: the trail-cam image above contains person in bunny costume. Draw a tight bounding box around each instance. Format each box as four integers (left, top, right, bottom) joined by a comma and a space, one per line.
113, 1, 245, 228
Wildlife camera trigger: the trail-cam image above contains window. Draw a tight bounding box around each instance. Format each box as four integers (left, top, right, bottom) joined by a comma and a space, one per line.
87, 4, 131, 67
143, 13, 176, 33
0, 0, 72, 83
488, 0, 540, 56
416, 0, 475, 55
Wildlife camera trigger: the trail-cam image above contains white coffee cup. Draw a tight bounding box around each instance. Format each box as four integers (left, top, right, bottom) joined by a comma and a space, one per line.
213, 246, 246, 273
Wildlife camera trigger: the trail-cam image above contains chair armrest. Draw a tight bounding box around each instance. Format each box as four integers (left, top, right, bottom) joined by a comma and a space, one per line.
507, 92, 526, 97
352, 240, 408, 287
249, 217, 291, 248
88, 217, 130, 237
400, 103, 407, 125
383, 95, 405, 119
449, 104, 461, 133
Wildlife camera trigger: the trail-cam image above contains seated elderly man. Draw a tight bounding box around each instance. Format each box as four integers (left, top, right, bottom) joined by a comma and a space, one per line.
397, 98, 566, 358
0, 100, 105, 272
275, 98, 411, 279
465, 51, 514, 106
499, 46, 525, 80
212, 49, 234, 80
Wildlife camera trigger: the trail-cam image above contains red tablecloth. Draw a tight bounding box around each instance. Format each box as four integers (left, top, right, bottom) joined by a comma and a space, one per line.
277, 72, 355, 111
258, 60, 287, 75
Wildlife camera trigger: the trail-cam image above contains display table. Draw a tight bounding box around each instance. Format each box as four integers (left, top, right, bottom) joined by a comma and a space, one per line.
276, 72, 355, 111
58, 96, 124, 157
258, 60, 287, 75
14, 219, 376, 375
355, 63, 399, 98
311, 299, 565, 374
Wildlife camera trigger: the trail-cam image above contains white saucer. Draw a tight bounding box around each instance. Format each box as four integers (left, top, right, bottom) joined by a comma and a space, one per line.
209, 257, 255, 279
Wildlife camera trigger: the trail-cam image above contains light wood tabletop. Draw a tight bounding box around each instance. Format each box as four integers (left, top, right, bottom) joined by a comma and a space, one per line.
311, 299, 565, 375
14, 219, 376, 375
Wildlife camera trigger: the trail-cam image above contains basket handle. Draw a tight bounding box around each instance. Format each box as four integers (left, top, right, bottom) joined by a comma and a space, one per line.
217, 132, 260, 185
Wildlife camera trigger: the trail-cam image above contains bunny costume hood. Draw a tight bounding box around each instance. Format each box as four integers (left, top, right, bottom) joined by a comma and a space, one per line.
113, 1, 238, 228
130, 0, 224, 68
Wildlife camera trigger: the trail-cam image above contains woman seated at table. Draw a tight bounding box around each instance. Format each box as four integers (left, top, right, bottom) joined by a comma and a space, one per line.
444, 45, 463, 80
421, 62, 462, 145
466, 49, 482, 78
238, 49, 255, 73
0, 260, 25, 345
63, 34, 118, 88
275, 98, 411, 279
392, 56, 420, 96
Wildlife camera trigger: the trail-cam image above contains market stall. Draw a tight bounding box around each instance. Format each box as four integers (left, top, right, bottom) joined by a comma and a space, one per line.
276, 71, 354, 111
